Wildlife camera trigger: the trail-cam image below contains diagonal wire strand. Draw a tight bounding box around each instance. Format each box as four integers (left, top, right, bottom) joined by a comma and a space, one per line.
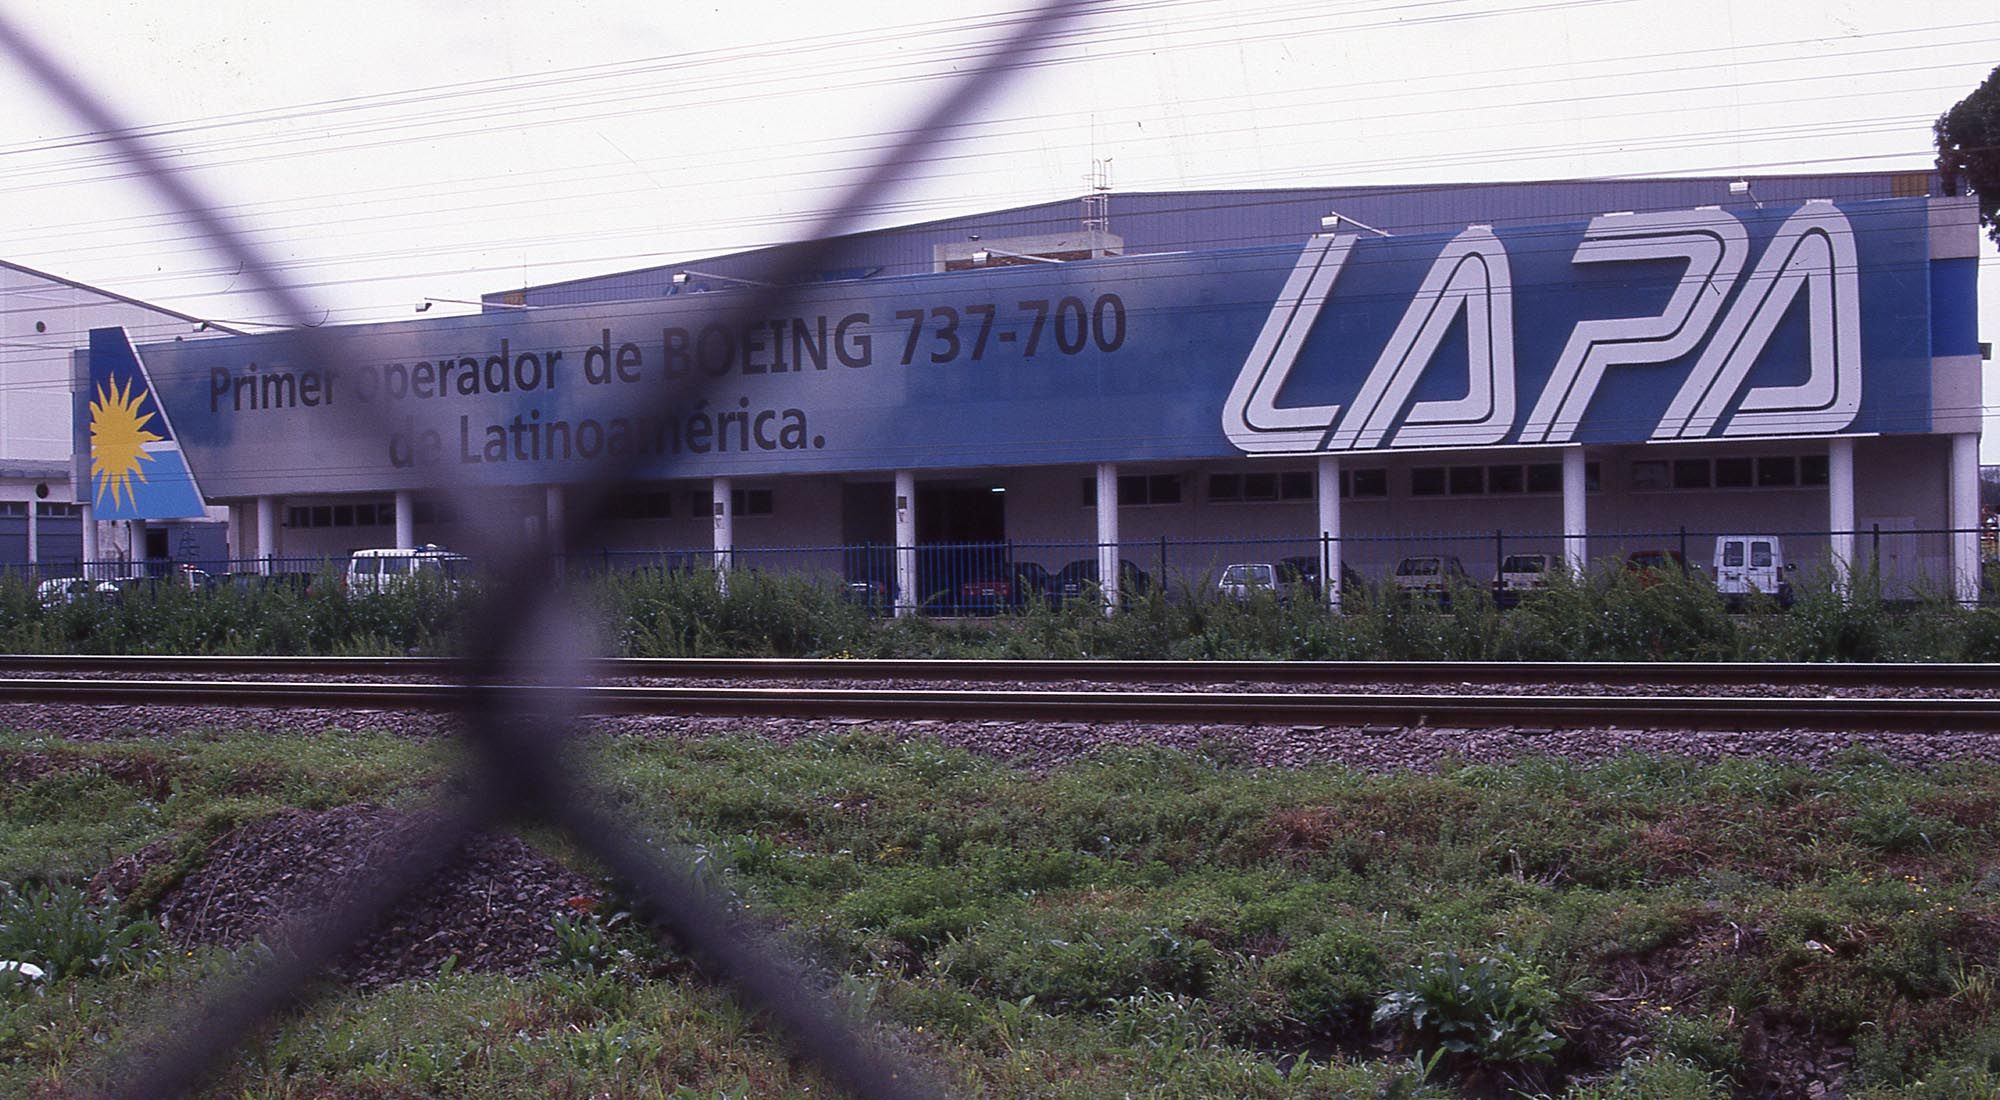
0, 2, 1102, 1096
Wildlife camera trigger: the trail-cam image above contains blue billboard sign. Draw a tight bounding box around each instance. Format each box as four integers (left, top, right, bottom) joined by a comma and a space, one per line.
82, 196, 1952, 506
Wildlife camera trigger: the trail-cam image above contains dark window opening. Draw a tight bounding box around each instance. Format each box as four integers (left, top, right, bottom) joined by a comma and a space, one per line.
1630, 460, 1670, 491
1714, 457, 1754, 488
1756, 456, 1797, 487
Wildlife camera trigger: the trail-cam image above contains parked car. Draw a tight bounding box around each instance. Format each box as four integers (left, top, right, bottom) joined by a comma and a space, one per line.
346, 545, 472, 594
35, 576, 119, 608
1277, 555, 1364, 603
1493, 553, 1552, 607
1391, 555, 1470, 601
1051, 558, 1152, 608
1217, 562, 1296, 604
1624, 549, 1691, 585
1712, 535, 1794, 608
112, 565, 218, 598
953, 560, 1053, 615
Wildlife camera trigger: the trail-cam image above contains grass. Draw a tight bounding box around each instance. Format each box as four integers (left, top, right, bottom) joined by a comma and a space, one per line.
3, 723, 2000, 1096
9, 561, 2000, 662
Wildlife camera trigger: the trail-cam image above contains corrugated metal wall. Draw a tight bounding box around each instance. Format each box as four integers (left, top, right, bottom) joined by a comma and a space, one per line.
505, 171, 1934, 307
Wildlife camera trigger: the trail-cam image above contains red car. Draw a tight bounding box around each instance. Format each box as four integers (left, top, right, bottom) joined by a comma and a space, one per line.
1624, 549, 1690, 585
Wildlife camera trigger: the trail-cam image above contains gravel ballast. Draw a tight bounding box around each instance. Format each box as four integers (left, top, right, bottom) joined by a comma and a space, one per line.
6, 699, 2000, 772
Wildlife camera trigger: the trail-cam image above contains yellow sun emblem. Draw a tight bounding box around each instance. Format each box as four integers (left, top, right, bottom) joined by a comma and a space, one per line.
90, 375, 163, 510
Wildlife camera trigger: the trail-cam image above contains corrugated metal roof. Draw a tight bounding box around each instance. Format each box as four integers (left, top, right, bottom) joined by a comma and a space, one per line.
500, 170, 1936, 308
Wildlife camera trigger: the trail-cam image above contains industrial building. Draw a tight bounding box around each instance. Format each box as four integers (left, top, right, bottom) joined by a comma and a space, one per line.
0, 261, 228, 572
66, 171, 1988, 605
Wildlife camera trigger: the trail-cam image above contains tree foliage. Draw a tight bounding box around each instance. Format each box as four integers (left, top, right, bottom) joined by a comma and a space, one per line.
1937, 63, 2000, 248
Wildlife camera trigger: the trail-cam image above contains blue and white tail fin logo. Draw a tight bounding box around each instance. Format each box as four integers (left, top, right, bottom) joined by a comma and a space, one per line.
87, 328, 206, 519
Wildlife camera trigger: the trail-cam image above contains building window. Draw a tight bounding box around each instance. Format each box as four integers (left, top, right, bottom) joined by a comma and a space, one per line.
1448, 466, 1484, 495
1714, 457, 1754, 489
1208, 471, 1310, 503
0, 502, 24, 517
1084, 474, 1183, 507
1801, 454, 1829, 486
1411, 467, 1447, 496
1521, 462, 1600, 493
1487, 465, 1524, 494
1756, 456, 1797, 487
284, 499, 394, 528
1630, 460, 1671, 491
1672, 459, 1711, 489
412, 498, 461, 525
1126, 474, 1183, 506
1349, 468, 1388, 498
738, 489, 774, 516
692, 489, 774, 517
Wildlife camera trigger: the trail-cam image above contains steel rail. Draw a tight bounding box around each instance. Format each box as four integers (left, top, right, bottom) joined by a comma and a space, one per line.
0, 654, 1995, 689
5, 676, 1999, 732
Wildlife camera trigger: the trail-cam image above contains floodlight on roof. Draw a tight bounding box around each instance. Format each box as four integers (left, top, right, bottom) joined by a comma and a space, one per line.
672, 269, 771, 288
1318, 209, 1391, 238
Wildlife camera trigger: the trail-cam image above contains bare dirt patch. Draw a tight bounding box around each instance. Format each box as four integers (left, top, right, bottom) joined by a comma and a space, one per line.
151, 804, 599, 988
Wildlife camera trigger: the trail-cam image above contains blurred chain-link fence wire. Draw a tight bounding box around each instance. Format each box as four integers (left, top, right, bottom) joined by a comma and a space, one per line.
0, 3, 1096, 1095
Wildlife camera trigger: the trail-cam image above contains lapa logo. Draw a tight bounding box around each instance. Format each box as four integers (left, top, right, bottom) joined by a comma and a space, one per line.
86, 328, 207, 520
1221, 202, 1863, 454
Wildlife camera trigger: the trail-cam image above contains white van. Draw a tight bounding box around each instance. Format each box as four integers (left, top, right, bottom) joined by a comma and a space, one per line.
345, 545, 471, 594
1712, 536, 1794, 608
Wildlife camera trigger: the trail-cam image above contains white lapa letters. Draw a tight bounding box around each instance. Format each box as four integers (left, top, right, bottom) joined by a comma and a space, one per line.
1220, 202, 1864, 454
1652, 201, 1863, 439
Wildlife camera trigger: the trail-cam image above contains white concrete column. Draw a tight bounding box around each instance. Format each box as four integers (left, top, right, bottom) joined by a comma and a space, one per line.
894, 470, 917, 617
24, 498, 37, 567
1317, 455, 1343, 611
80, 500, 98, 577
256, 496, 280, 575
1561, 447, 1588, 575
1951, 432, 1980, 606
227, 503, 246, 564
1094, 463, 1119, 613
711, 477, 733, 592
394, 490, 415, 549
1828, 438, 1856, 595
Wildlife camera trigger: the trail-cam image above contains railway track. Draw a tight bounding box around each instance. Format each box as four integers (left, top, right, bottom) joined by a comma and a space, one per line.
0, 655, 1996, 732
0, 654, 1996, 689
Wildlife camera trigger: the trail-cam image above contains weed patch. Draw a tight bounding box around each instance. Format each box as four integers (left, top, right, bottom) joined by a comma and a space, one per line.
5, 732, 2000, 1094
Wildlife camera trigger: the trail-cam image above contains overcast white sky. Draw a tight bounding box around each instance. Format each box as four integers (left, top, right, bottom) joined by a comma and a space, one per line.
1, 0, 1996, 443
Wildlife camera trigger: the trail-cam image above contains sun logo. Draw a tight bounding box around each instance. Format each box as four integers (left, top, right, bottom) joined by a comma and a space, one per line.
90, 375, 163, 510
